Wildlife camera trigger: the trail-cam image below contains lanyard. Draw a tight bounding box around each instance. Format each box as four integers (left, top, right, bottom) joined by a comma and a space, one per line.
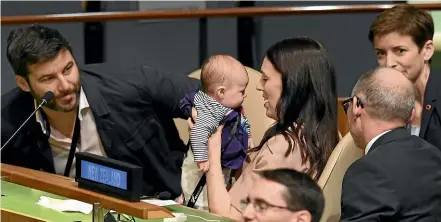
187, 115, 240, 208
64, 111, 81, 177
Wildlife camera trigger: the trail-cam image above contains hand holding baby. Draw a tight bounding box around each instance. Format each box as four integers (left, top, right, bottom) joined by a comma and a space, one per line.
248, 137, 255, 150
196, 160, 210, 173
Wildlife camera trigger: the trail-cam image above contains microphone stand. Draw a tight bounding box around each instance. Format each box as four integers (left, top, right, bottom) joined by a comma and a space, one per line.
1, 98, 49, 151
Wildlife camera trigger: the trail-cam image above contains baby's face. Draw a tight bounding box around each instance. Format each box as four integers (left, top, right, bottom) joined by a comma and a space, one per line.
220, 72, 249, 109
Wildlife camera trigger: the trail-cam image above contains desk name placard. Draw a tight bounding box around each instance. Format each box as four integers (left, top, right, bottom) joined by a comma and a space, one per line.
75, 152, 143, 202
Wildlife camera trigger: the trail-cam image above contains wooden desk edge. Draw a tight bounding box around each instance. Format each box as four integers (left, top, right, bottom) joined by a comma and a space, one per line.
176, 204, 235, 221
1, 209, 47, 222
1, 164, 173, 219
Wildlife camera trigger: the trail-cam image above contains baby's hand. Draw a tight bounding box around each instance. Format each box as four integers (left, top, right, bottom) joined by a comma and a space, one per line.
196, 160, 210, 173
248, 137, 255, 149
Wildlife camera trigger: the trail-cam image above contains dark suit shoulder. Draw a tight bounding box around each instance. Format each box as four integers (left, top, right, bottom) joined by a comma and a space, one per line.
363, 134, 441, 188
80, 65, 140, 89
426, 69, 441, 99
2, 87, 29, 109
1, 88, 34, 134
80, 64, 197, 99
80, 63, 197, 91
344, 155, 389, 182
80, 65, 152, 104
343, 156, 396, 201
367, 134, 441, 167
360, 133, 441, 218
420, 69, 441, 149
341, 156, 400, 221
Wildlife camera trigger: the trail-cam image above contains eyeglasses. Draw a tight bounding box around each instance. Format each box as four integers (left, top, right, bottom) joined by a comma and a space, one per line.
240, 197, 296, 213
341, 96, 364, 114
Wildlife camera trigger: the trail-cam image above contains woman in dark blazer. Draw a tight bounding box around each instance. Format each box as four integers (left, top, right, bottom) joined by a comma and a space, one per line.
368, 4, 441, 149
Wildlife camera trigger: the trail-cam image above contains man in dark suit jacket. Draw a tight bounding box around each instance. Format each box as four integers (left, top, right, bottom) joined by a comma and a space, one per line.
340, 67, 441, 221
1, 24, 200, 199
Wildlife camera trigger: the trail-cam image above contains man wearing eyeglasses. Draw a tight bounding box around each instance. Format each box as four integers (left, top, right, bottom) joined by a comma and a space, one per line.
340, 67, 441, 221
240, 168, 324, 222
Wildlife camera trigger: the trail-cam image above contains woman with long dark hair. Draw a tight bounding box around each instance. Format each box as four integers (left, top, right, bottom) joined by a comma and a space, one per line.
201, 37, 339, 221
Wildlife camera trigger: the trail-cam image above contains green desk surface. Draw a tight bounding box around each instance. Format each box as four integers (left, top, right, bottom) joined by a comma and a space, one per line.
1, 180, 234, 222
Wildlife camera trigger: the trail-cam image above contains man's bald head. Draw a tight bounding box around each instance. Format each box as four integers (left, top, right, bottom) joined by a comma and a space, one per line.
374, 68, 412, 88
352, 67, 415, 123
200, 55, 248, 94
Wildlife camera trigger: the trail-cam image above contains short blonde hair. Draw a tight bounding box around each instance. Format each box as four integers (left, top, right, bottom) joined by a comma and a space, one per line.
200, 55, 246, 93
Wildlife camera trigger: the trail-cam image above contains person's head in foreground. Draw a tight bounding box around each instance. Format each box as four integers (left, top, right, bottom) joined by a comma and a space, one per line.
255, 36, 339, 180
369, 4, 434, 84
6, 24, 81, 113
241, 168, 324, 222
200, 54, 249, 109
343, 67, 415, 149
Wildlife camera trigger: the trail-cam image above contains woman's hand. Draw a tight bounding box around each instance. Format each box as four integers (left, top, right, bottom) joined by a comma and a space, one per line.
207, 124, 224, 165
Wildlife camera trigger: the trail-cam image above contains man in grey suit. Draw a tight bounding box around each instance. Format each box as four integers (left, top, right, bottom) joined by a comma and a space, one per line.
340, 67, 441, 221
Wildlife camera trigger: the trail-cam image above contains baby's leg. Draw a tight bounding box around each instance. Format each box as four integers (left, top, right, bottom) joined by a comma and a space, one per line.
181, 148, 209, 211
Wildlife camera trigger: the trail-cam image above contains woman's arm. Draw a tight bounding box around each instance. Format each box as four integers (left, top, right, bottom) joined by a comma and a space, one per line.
205, 131, 307, 220
205, 125, 244, 221
188, 108, 241, 219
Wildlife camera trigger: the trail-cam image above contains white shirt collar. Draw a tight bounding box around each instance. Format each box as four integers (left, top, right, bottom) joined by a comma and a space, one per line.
365, 130, 391, 154
78, 87, 89, 121
36, 87, 89, 134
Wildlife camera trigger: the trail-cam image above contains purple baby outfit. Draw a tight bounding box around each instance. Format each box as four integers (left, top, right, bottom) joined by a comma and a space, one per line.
180, 91, 249, 169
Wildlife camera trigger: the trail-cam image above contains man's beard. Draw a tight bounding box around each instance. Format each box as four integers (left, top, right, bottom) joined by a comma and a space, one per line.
29, 81, 81, 113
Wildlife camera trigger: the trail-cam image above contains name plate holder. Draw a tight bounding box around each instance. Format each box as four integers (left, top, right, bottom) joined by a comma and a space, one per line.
0, 163, 174, 220
75, 152, 143, 202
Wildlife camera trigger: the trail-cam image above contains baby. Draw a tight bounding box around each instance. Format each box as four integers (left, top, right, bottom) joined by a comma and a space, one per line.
181, 54, 254, 182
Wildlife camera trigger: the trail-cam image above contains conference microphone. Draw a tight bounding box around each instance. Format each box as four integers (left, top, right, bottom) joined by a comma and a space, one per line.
1, 91, 55, 151
140, 191, 172, 200
158, 191, 172, 200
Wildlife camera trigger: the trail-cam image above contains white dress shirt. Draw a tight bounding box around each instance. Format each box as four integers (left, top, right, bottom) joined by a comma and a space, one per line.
36, 88, 107, 178
365, 130, 391, 155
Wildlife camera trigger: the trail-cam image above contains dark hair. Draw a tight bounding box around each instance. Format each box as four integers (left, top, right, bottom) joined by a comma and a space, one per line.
256, 37, 338, 180
368, 4, 434, 50
6, 24, 73, 77
260, 169, 324, 222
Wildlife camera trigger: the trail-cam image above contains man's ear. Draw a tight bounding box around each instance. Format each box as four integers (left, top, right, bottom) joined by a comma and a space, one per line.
291, 210, 312, 222
15, 75, 31, 92
216, 86, 226, 99
422, 40, 434, 62
408, 106, 416, 123
352, 97, 363, 118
